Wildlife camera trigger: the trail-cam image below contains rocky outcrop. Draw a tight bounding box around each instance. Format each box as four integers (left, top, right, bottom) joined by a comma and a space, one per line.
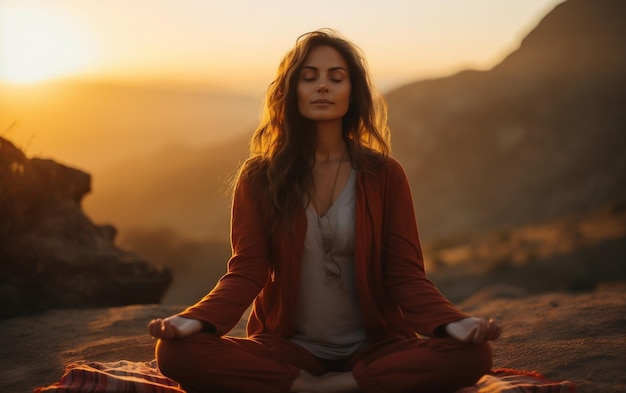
0, 137, 172, 319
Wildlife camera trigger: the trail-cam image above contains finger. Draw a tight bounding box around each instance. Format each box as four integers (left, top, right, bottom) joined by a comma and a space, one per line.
486, 319, 502, 340
148, 319, 163, 338
462, 322, 477, 343
162, 319, 176, 339
153, 319, 170, 339
472, 318, 487, 343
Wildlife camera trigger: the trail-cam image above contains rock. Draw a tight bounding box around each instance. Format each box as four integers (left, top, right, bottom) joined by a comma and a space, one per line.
0, 137, 172, 319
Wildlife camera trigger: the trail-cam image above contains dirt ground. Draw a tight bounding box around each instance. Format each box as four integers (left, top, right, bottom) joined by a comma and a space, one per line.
1, 283, 625, 393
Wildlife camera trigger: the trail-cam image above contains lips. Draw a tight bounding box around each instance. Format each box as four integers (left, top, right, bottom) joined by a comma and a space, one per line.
312, 99, 333, 104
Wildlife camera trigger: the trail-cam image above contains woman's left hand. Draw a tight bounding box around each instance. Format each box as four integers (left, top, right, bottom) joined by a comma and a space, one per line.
446, 317, 502, 344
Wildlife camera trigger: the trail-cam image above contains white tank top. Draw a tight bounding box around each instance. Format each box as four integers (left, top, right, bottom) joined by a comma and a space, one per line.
290, 168, 366, 359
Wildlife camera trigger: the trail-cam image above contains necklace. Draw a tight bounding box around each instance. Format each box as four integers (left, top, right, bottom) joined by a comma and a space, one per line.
327, 150, 345, 215
315, 148, 346, 217
313, 149, 346, 284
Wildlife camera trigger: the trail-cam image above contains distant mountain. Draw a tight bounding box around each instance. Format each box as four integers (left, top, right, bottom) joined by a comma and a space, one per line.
85, 134, 249, 243
1, 81, 260, 172
87, 0, 626, 245
387, 0, 626, 239
77, 0, 626, 304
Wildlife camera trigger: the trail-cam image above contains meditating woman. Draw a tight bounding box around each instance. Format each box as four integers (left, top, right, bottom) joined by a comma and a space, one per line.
148, 29, 501, 393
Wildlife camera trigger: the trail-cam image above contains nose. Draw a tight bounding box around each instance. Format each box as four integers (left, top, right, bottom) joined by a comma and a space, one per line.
318, 82, 329, 93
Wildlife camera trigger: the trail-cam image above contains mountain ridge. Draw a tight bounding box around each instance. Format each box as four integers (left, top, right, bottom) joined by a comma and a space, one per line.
387, 0, 626, 239
85, 0, 626, 243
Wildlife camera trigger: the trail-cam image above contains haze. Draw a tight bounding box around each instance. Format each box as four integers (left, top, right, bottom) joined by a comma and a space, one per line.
1, 0, 563, 172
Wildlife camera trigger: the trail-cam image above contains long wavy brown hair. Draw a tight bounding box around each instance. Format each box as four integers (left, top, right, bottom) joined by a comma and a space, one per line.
238, 28, 390, 225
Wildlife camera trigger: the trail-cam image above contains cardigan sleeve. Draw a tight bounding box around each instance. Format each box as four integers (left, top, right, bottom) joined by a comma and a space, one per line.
178, 166, 270, 336
382, 158, 468, 336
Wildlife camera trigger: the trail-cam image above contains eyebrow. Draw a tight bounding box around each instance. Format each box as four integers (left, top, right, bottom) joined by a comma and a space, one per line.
301, 66, 348, 72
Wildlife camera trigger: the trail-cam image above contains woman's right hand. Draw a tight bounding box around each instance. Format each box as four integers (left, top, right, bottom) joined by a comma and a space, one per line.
148, 315, 203, 340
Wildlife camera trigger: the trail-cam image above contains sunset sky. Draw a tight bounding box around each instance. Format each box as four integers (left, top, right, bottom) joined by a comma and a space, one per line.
1, 0, 564, 93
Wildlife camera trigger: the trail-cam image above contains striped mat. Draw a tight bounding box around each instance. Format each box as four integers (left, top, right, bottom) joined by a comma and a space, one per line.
34, 360, 576, 393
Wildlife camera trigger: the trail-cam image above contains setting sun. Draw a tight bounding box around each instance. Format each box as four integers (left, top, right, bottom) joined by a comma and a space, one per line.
0, 5, 96, 84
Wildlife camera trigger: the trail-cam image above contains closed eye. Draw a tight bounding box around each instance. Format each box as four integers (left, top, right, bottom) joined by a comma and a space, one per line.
300, 66, 348, 83
329, 69, 347, 83
300, 70, 318, 82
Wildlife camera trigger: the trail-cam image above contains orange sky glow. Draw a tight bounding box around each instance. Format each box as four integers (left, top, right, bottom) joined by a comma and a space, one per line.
1, 0, 564, 93
1, 0, 566, 174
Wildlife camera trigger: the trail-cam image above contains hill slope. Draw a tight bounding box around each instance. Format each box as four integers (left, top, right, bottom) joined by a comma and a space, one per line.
81, 0, 626, 304
87, 0, 626, 244
387, 0, 626, 238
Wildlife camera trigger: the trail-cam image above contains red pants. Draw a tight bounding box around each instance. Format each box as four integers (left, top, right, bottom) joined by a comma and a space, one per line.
156, 333, 492, 393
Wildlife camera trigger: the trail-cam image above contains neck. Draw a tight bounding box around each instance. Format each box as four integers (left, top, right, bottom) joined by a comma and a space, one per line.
315, 120, 345, 162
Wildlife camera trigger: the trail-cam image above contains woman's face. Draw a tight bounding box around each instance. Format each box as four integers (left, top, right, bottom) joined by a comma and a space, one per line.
297, 45, 351, 124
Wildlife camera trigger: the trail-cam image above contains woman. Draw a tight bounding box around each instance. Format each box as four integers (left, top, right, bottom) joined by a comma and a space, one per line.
149, 29, 501, 393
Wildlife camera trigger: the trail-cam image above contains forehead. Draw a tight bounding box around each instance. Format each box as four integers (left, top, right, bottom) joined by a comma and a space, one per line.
302, 45, 349, 70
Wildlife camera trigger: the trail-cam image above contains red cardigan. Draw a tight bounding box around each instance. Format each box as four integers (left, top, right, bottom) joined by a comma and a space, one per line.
180, 157, 467, 340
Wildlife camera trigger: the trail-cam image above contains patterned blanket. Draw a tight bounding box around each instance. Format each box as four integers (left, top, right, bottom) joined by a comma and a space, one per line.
35, 360, 185, 393
34, 360, 576, 393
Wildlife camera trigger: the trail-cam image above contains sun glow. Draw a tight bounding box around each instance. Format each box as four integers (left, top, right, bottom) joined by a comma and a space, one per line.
0, 5, 97, 85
